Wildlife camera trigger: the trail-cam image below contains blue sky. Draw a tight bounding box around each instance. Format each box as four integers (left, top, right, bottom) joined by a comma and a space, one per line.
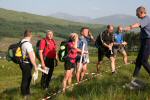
0, 0, 150, 18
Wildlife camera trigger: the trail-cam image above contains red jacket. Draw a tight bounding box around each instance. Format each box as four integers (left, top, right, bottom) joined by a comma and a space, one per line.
39, 38, 56, 59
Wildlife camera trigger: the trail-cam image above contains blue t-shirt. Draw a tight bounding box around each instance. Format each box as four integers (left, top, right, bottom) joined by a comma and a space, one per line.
114, 33, 124, 44
140, 16, 150, 39
78, 36, 91, 51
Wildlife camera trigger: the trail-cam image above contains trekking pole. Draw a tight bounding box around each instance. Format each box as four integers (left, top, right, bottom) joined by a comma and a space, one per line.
79, 43, 85, 68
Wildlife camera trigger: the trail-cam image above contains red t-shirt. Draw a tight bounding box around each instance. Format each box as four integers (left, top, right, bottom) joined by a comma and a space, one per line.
39, 38, 56, 58
67, 42, 78, 63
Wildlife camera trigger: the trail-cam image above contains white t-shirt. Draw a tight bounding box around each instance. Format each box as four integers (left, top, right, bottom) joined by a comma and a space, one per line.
21, 39, 35, 59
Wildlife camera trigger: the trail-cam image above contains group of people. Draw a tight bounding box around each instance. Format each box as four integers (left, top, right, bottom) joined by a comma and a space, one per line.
96, 25, 129, 74
18, 6, 150, 99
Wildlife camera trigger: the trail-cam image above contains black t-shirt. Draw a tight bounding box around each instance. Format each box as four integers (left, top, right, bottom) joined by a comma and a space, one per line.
100, 30, 114, 47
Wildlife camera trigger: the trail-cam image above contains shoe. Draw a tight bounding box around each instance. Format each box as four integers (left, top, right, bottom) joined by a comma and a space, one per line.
112, 71, 116, 75
124, 83, 136, 90
68, 87, 73, 92
23, 95, 30, 100
131, 80, 141, 88
124, 63, 130, 65
85, 73, 89, 75
96, 70, 100, 74
62, 88, 66, 94
131, 78, 145, 88
44, 88, 48, 91
131, 60, 136, 64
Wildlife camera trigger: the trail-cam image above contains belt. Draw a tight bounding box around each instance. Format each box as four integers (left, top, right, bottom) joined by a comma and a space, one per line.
23, 61, 30, 63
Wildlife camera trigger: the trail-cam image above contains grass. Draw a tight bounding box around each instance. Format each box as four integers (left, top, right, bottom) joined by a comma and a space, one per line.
0, 55, 150, 100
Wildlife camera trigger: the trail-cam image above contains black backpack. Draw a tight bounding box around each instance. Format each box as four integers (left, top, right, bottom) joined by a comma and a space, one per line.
35, 38, 48, 61
95, 32, 105, 48
58, 41, 68, 62
7, 41, 28, 64
35, 39, 41, 61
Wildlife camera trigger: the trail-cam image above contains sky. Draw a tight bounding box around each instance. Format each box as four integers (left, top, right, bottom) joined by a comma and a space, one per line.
0, 0, 150, 18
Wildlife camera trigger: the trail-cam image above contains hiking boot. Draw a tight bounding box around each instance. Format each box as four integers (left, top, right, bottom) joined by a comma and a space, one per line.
124, 83, 136, 90
131, 80, 141, 87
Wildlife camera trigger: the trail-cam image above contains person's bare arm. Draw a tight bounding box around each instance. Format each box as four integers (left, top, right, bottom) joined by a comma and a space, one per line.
113, 42, 120, 46
125, 23, 141, 31
39, 50, 46, 69
104, 42, 112, 49
28, 51, 38, 72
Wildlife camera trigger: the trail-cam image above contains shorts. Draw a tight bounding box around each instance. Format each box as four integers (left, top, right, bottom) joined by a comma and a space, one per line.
113, 46, 126, 57
64, 56, 76, 70
64, 61, 76, 70
76, 54, 89, 64
98, 48, 113, 62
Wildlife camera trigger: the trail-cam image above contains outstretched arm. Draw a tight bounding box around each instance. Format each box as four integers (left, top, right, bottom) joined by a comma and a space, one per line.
125, 23, 141, 31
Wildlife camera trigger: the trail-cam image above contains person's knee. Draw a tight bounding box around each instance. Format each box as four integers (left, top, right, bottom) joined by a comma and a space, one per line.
123, 53, 127, 57
69, 72, 73, 78
65, 71, 70, 79
77, 67, 81, 73
83, 68, 87, 72
110, 57, 115, 62
83, 65, 87, 71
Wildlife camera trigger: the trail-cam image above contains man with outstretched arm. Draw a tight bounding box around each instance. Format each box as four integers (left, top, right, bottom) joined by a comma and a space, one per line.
125, 6, 150, 80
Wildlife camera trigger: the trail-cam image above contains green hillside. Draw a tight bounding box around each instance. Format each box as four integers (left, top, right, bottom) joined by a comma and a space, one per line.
0, 8, 140, 52
0, 8, 104, 38
1, 56, 150, 100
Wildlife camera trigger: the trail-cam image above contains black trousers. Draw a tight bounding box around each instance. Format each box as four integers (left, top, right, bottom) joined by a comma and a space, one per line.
41, 57, 55, 89
133, 39, 150, 77
19, 62, 33, 96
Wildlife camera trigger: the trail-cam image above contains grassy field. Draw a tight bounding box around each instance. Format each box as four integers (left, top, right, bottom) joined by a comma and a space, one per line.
0, 55, 150, 100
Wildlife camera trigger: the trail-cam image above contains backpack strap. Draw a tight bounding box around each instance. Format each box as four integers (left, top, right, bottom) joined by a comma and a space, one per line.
20, 41, 29, 61
43, 38, 56, 48
44, 38, 49, 47
65, 42, 76, 60
20, 41, 28, 46
100, 32, 104, 45
42, 38, 49, 58
95, 32, 104, 48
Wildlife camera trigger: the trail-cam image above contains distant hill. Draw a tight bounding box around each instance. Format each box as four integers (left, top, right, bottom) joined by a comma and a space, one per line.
92, 14, 138, 26
50, 13, 138, 26
0, 8, 103, 39
50, 12, 93, 23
